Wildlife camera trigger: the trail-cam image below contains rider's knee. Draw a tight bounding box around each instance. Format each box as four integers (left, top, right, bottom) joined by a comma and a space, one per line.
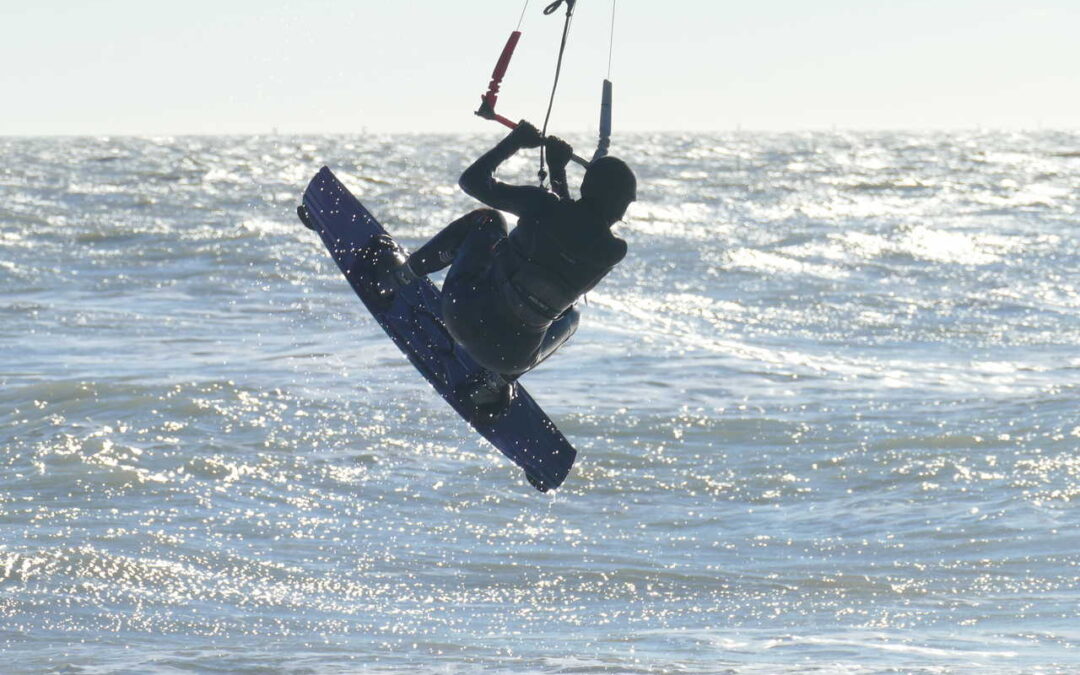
467, 208, 507, 235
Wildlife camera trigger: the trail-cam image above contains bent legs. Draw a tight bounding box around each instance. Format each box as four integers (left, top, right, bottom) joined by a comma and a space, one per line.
530, 306, 580, 372
408, 209, 507, 276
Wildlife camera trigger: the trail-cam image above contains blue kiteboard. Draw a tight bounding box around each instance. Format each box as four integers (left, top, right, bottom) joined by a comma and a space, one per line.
299, 167, 576, 491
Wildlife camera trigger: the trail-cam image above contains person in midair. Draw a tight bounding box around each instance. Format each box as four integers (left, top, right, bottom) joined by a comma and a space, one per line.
371, 120, 636, 417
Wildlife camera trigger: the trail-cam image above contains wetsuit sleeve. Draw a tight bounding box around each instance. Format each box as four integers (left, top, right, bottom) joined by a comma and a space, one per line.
459, 136, 557, 217
549, 164, 570, 201
544, 137, 573, 201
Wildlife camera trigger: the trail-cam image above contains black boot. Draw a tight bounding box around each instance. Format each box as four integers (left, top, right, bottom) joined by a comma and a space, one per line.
459, 371, 515, 425
359, 235, 417, 310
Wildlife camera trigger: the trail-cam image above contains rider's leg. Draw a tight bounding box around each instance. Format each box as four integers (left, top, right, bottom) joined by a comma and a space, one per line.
530, 306, 581, 372
406, 209, 506, 278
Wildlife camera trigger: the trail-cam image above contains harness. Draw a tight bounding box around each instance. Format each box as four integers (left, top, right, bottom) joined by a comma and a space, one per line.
492, 228, 616, 328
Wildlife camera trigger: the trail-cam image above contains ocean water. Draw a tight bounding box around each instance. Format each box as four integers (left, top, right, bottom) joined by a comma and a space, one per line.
1, 131, 1078, 674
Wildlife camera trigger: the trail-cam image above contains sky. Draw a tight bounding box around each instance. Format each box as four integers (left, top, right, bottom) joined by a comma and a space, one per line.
1, 0, 1077, 135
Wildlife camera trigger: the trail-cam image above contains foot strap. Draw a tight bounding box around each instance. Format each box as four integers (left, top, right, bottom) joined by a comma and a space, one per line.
393, 261, 419, 286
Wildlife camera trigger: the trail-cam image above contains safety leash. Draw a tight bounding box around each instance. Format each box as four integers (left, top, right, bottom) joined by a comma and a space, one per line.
537, 0, 576, 186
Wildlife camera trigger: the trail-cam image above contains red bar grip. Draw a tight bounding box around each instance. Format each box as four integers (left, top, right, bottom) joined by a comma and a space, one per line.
492, 113, 517, 130
482, 31, 521, 110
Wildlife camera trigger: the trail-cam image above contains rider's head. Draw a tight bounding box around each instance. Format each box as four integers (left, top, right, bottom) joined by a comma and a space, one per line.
581, 156, 636, 226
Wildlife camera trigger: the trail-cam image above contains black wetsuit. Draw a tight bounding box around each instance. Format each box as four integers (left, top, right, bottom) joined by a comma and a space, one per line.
407, 135, 627, 377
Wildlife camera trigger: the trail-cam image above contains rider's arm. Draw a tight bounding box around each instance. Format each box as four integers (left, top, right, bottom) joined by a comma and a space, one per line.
545, 137, 573, 201
459, 122, 556, 217
548, 166, 570, 202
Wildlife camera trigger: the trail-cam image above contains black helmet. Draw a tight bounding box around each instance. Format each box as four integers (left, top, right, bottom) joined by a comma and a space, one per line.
581, 156, 636, 224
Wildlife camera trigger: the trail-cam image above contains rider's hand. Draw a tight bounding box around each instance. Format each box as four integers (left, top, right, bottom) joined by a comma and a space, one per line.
509, 120, 543, 149
544, 136, 573, 169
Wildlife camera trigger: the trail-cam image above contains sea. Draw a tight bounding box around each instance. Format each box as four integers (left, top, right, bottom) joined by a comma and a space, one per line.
1, 131, 1078, 674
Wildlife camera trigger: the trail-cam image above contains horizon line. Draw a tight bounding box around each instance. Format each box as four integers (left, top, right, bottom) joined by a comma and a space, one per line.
3, 125, 1080, 140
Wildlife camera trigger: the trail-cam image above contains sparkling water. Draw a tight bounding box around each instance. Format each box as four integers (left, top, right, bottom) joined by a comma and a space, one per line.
1, 132, 1078, 673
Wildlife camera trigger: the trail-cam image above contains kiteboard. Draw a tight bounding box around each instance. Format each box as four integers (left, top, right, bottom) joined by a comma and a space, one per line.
298, 167, 576, 491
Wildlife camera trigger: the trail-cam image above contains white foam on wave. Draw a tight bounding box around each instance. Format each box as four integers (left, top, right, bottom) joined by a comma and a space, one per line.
897, 226, 1002, 265
623, 201, 723, 240
723, 247, 850, 280
589, 289, 1060, 397
780, 225, 1027, 268
238, 217, 299, 237
762, 633, 1019, 660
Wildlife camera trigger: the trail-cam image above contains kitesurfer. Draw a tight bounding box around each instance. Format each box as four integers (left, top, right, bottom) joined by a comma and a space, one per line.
369, 120, 636, 416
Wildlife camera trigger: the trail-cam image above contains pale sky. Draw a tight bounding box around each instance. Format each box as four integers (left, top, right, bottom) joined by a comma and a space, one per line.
1, 0, 1077, 135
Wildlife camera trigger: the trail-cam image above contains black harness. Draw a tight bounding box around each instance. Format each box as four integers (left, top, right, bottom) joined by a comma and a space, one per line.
492, 226, 617, 328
